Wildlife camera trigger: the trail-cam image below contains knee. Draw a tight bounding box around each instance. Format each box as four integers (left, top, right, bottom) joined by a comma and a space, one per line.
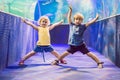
86, 52, 92, 56
31, 52, 36, 55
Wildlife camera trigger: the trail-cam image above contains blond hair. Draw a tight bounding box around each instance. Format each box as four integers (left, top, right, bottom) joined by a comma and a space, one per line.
74, 13, 84, 21
38, 16, 50, 25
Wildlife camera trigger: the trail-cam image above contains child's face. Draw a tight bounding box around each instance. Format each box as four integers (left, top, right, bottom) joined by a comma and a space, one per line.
74, 18, 83, 25
40, 19, 49, 27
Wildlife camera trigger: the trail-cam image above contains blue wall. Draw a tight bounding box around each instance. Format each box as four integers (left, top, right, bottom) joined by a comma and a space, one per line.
86, 17, 116, 62
50, 24, 69, 44
0, 11, 37, 70
85, 14, 120, 67
116, 15, 120, 67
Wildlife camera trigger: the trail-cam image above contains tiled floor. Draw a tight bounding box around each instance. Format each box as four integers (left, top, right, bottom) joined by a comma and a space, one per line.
0, 45, 120, 80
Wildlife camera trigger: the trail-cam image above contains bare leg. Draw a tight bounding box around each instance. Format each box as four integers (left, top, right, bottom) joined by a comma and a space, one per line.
51, 51, 70, 65
19, 50, 36, 65
86, 52, 104, 69
58, 51, 70, 60
51, 50, 60, 59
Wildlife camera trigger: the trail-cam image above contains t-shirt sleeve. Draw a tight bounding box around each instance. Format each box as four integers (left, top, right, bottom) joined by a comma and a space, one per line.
82, 24, 87, 29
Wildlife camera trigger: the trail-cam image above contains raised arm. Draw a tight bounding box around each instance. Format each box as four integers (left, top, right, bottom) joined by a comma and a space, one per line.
49, 20, 63, 30
68, 6, 72, 24
21, 18, 38, 30
85, 14, 99, 27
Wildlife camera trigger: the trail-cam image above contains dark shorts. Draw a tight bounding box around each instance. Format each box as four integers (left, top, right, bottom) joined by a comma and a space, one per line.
67, 43, 90, 54
34, 45, 54, 53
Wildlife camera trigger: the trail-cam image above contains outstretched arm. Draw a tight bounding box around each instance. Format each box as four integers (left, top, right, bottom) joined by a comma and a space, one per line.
49, 20, 63, 30
21, 18, 38, 30
68, 6, 72, 24
85, 14, 99, 27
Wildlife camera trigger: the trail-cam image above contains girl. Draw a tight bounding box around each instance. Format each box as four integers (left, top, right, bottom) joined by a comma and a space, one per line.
19, 16, 66, 65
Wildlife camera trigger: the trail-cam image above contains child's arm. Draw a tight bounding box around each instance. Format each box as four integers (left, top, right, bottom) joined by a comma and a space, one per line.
49, 20, 63, 30
85, 14, 99, 27
68, 6, 72, 24
21, 18, 38, 30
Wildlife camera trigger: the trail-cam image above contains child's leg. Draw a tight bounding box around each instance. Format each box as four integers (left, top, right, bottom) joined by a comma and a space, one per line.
19, 50, 36, 65
86, 52, 104, 69
51, 51, 70, 65
58, 51, 70, 60
51, 50, 60, 59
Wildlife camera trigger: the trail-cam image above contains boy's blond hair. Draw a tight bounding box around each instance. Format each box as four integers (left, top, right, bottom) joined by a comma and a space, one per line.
74, 13, 84, 21
38, 16, 50, 25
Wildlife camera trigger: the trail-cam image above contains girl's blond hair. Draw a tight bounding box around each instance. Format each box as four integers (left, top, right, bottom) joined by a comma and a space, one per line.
38, 16, 50, 25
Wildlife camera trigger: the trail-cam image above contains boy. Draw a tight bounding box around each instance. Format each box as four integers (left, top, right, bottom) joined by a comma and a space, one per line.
52, 6, 104, 69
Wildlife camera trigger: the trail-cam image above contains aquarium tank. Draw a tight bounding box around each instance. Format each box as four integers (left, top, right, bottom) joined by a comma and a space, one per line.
0, 0, 120, 23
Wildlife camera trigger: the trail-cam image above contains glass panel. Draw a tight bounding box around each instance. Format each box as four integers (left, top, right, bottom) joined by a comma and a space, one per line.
0, 0, 37, 19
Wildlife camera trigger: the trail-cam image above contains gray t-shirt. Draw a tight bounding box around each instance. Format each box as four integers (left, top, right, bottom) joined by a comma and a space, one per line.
68, 23, 86, 46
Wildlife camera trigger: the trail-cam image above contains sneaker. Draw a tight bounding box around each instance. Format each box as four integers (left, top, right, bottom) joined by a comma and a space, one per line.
18, 60, 24, 66
97, 62, 104, 69
60, 60, 67, 64
51, 60, 59, 65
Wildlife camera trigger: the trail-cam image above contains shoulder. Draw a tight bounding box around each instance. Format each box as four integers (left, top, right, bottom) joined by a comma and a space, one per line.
80, 23, 86, 28
37, 26, 41, 29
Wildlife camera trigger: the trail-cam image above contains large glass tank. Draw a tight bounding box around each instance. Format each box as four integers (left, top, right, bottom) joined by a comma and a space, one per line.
34, 0, 97, 23
0, 0, 37, 19
34, 0, 69, 23
0, 0, 120, 22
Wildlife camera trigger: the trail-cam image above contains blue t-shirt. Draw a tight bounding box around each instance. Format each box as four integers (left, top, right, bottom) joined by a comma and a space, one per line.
68, 23, 86, 46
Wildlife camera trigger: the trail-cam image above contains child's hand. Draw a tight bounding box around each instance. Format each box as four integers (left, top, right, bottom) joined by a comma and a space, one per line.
96, 13, 99, 20
21, 18, 26, 23
69, 6, 72, 11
